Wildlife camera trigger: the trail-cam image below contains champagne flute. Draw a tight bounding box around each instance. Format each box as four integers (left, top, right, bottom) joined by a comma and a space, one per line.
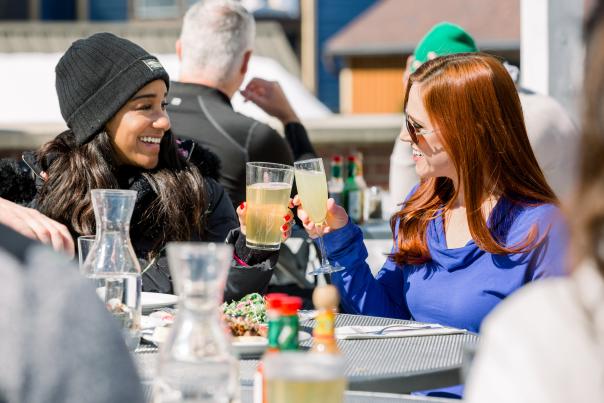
294, 158, 345, 275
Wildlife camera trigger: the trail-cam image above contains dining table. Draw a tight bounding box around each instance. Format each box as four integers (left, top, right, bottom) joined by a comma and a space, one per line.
135, 313, 478, 396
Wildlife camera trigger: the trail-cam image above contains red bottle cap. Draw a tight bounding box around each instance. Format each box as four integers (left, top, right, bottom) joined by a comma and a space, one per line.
266, 293, 288, 310
347, 155, 356, 162
280, 296, 302, 316
332, 155, 342, 162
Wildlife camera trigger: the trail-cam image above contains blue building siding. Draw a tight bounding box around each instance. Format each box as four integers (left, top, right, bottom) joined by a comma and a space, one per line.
90, 0, 128, 21
317, 0, 376, 112
41, 0, 76, 20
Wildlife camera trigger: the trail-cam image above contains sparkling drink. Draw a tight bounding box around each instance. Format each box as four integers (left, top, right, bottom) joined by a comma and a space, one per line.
264, 352, 346, 403
266, 378, 346, 403
90, 273, 141, 351
293, 158, 345, 275
294, 169, 328, 224
246, 182, 291, 250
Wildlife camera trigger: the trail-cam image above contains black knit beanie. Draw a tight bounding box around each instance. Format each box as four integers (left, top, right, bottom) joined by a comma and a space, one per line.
55, 32, 170, 145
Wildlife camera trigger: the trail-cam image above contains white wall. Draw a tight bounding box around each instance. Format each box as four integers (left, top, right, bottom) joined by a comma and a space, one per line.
520, 0, 584, 124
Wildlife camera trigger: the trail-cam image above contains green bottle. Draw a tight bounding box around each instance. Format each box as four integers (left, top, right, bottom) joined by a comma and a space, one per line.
343, 155, 362, 222
278, 296, 302, 351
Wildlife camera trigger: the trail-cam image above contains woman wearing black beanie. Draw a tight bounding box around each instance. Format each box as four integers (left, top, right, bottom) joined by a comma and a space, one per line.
0, 32, 289, 300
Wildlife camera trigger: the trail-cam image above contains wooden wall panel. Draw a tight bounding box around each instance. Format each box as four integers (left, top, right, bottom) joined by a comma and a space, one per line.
349, 56, 406, 114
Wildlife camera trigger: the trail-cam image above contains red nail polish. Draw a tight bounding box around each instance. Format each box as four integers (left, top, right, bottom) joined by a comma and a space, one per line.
284, 214, 291, 221
239, 202, 245, 210
281, 224, 287, 231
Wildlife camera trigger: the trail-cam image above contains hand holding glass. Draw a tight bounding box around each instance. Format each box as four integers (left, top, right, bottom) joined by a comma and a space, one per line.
246, 162, 294, 251
294, 158, 344, 275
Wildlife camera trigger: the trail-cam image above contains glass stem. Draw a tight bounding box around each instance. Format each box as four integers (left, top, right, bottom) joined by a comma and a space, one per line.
315, 224, 330, 268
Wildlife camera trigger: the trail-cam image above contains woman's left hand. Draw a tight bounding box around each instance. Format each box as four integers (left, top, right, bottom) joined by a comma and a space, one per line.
236, 199, 295, 242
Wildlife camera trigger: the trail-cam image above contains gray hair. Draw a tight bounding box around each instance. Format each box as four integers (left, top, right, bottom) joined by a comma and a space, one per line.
180, 0, 255, 84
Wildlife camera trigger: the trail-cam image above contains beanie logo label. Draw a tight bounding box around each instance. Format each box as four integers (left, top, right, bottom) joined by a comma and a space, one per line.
142, 59, 164, 72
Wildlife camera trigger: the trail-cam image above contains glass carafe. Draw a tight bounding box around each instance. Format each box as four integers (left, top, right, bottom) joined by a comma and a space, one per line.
154, 242, 238, 403
80, 189, 141, 351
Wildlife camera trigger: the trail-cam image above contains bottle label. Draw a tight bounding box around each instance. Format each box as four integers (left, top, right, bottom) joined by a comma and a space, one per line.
267, 316, 283, 350
278, 316, 299, 350
313, 310, 335, 338
348, 190, 362, 221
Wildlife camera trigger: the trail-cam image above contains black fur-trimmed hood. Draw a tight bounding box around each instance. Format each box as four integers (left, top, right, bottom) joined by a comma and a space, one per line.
176, 138, 221, 181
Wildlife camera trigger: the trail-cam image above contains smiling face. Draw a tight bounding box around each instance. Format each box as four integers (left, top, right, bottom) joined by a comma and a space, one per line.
400, 82, 457, 181
105, 80, 170, 170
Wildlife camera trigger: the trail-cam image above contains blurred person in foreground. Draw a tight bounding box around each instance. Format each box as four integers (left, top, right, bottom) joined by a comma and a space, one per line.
388, 22, 577, 214
169, 0, 316, 208
295, 53, 568, 398
0, 32, 294, 300
0, 223, 144, 403
465, 4, 604, 402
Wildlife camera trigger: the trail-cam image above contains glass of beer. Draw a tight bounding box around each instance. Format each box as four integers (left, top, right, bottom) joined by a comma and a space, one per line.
264, 352, 347, 403
294, 158, 344, 275
246, 162, 294, 250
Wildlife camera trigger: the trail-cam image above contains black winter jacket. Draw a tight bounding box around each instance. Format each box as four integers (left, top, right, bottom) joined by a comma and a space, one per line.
0, 139, 274, 301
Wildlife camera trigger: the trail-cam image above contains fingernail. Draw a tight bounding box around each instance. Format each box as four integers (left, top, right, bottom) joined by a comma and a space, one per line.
284, 214, 291, 221
239, 202, 245, 210
281, 224, 287, 231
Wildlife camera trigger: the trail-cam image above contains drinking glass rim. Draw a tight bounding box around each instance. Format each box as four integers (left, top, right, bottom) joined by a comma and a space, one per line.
91, 189, 137, 198
294, 157, 323, 167
246, 161, 294, 172
294, 157, 325, 172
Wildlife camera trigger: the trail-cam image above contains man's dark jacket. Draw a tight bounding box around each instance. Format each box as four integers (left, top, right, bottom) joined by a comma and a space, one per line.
167, 82, 316, 207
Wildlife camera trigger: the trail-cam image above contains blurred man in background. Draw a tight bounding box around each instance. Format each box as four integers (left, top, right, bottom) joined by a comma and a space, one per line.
169, 0, 315, 207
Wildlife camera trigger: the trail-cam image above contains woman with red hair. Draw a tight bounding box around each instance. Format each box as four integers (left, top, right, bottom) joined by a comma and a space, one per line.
296, 50, 567, 369
295, 53, 568, 396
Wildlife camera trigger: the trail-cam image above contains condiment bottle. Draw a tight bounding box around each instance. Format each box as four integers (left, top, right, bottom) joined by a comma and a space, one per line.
311, 285, 341, 354
328, 155, 344, 205
278, 296, 302, 351
253, 293, 287, 403
343, 155, 363, 223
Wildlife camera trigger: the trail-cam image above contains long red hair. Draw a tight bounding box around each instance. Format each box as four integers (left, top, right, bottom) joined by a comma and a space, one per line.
391, 53, 557, 265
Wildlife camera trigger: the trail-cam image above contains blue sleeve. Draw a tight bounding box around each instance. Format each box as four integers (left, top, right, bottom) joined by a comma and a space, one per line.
527, 207, 569, 280
322, 220, 410, 319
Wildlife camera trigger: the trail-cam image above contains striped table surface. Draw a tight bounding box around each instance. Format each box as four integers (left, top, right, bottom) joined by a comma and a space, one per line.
136, 313, 478, 394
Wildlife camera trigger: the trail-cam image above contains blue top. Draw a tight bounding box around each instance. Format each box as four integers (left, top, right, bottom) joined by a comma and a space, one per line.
324, 196, 568, 334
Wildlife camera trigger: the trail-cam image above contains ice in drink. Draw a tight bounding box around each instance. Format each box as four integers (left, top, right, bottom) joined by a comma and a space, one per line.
266, 378, 346, 403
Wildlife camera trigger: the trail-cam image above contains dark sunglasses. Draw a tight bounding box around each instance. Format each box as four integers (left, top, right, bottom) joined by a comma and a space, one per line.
404, 113, 435, 144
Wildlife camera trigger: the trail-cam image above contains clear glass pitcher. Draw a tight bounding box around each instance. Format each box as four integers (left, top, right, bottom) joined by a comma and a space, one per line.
154, 242, 238, 403
80, 189, 141, 351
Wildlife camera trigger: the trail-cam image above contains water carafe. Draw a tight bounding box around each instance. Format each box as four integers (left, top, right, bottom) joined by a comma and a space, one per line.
81, 189, 141, 351
154, 242, 238, 403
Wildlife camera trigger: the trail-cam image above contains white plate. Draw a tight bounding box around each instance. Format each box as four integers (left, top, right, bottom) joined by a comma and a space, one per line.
141, 292, 178, 313
141, 330, 312, 356
232, 332, 312, 357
